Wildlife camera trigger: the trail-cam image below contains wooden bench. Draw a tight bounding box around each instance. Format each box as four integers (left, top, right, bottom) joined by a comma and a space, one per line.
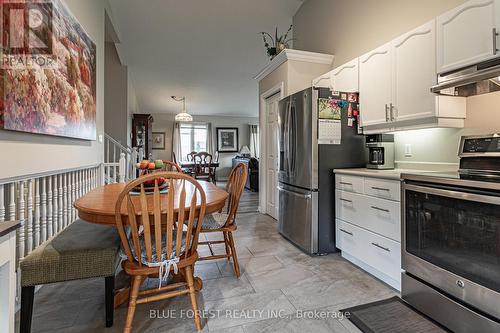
19, 219, 121, 333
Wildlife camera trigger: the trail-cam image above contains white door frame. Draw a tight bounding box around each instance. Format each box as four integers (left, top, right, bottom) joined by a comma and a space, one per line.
258, 82, 284, 216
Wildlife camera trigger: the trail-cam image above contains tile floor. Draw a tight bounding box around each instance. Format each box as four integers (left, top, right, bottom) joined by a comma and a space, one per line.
17, 213, 398, 333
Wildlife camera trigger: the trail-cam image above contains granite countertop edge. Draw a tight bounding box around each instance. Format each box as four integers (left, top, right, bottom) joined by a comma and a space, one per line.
0, 220, 21, 238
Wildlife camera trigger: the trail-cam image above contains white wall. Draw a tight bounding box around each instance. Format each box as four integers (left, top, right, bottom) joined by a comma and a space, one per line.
0, 0, 108, 179
293, 0, 465, 67
151, 114, 258, 179
394, 92, 500, 170
104, 42, 128, 145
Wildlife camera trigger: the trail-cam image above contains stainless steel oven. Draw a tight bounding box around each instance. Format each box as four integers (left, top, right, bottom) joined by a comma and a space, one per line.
401, 135, 500, 333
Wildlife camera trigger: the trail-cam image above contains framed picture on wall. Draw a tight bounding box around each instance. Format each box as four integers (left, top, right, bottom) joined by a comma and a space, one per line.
152, 132, 165, 150
216, 127, 239, 152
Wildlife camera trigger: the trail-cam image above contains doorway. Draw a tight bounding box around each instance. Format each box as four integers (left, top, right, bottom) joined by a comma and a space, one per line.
265, 92, 280, 219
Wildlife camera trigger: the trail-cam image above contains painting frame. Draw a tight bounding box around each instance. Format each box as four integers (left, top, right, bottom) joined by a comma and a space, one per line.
0, 0, 97, 140
216, 127, 239, 153
152, 132, 165, 150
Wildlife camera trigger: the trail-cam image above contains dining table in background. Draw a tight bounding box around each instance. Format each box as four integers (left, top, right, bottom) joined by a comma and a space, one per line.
179, 161, 220, 169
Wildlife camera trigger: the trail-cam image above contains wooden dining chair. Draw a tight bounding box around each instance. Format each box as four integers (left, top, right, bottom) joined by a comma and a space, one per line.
161, 160, 182, 172
114, 172, 207, 332
194, 152, 216, 184
198, 163, 247, 277
187, 151, 197, 162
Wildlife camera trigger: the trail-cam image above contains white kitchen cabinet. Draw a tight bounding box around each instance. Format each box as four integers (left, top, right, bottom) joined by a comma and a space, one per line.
359, 43, 392, 127
437, 0, 500, 74
360, 20, 467, 134
331, 58, 359, 92
392, 20, 437, 123
335, 173, 402, 290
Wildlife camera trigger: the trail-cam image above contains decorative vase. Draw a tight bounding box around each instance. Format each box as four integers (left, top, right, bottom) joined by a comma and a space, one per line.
267, 47, 277, 60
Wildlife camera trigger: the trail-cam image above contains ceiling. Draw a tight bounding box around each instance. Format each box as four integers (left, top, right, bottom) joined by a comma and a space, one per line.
108, 0, 303, 117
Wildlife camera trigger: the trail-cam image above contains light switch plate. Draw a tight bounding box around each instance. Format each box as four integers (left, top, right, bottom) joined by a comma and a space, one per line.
405, 144, 412, 157
98, 134, 103, 143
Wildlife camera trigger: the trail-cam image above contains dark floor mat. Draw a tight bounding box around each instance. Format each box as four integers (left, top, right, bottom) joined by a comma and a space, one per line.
341, 297, 450, 333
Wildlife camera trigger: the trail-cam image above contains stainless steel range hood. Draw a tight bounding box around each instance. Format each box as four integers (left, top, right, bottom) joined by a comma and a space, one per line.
431, 58, 500, 97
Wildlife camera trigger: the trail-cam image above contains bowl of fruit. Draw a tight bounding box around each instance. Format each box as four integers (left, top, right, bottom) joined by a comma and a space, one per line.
134, 160, 169, 192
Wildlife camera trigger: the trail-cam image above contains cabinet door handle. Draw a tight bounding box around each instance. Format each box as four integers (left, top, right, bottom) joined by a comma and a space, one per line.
390, 103, 395, 121
371, 186, 390, 191
339, 182, 353, 186
371, 205, 390, 213
339, 228, 353, 236
494, 28, 498, 54
385, 104, 390, 122
340, 198, 353, 203
372, 242, 390, 252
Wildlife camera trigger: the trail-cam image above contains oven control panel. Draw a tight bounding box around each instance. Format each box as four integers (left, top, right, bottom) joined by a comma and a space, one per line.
460, 135, 500, 155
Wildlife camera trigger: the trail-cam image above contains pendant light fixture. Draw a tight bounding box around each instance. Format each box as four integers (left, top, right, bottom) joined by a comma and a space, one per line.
172, 96, 193, 122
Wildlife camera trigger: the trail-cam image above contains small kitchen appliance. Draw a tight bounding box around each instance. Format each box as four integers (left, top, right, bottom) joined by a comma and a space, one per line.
401, 134, 500, 333
366, 134, 394, 170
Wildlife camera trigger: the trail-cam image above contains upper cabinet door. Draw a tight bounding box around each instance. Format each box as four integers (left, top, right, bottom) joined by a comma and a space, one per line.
392, 20, 437, 122
331, 58, 359, 92
437, 0, 499, 73
359, 44, 392, 127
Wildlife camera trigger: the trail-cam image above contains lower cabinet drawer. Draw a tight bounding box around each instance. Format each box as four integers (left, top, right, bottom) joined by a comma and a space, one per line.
363, 227, 401, 281
336, 190, 400, 242
336, 219, 361, 257
336, 219, 401, 288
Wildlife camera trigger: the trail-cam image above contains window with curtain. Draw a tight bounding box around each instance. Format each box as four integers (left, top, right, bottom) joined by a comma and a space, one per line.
177, 123, 212, 161
249, 124, 259, 158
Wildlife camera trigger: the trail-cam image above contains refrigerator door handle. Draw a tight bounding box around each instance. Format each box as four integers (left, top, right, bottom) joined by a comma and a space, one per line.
278, 186, 312, 199
286, 99, 292, 177
289, 99, 296, 175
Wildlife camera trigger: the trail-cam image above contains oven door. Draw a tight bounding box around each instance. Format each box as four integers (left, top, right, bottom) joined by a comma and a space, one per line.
402, 181, 500, 320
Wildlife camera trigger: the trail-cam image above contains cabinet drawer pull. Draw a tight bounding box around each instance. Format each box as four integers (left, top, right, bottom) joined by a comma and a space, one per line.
371, 242, 390, 252
371, 186, 390, 191
339, 182, 353, 186
339, 229, 353, 236
371, 205, 390, 213
385, 104, 390, 122
494, 28, 498, 54
340, 198, 353, 203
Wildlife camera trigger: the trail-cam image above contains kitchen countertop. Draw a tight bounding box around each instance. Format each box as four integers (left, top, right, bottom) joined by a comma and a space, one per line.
333, 168, 445, 180
0, 220, 20, 238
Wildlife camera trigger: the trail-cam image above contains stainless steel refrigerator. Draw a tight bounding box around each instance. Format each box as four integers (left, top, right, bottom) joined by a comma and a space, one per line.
277, 87, 366, 254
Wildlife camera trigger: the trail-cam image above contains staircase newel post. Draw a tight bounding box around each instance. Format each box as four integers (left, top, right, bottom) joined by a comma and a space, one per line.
118, 153, 126, 183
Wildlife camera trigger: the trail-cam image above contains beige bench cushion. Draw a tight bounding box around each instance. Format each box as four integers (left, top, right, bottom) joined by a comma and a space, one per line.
20, 219, 120, 287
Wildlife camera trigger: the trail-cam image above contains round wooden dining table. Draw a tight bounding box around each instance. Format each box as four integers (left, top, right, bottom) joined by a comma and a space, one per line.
74, 180, 228, 225
74, 180, 228, 307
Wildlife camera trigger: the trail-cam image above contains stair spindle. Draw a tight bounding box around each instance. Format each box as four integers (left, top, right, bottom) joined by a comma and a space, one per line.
58, 174, 63, 232
41, 177, 47, 243
47, 176, 53, 238
18, 181, 26, 259
0, 184, 4, 222
9, 183, 15, 222
34, 178, 41, 248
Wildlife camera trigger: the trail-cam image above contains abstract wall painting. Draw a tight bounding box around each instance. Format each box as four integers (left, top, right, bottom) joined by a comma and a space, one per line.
0, 0, 97, 140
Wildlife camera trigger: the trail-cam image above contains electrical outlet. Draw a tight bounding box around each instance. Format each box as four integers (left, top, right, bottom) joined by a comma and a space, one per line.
405, 144, 412, 157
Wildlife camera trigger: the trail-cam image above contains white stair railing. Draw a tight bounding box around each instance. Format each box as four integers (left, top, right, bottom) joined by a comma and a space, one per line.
0, 164, 101, 262
103, 133, 143, 184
